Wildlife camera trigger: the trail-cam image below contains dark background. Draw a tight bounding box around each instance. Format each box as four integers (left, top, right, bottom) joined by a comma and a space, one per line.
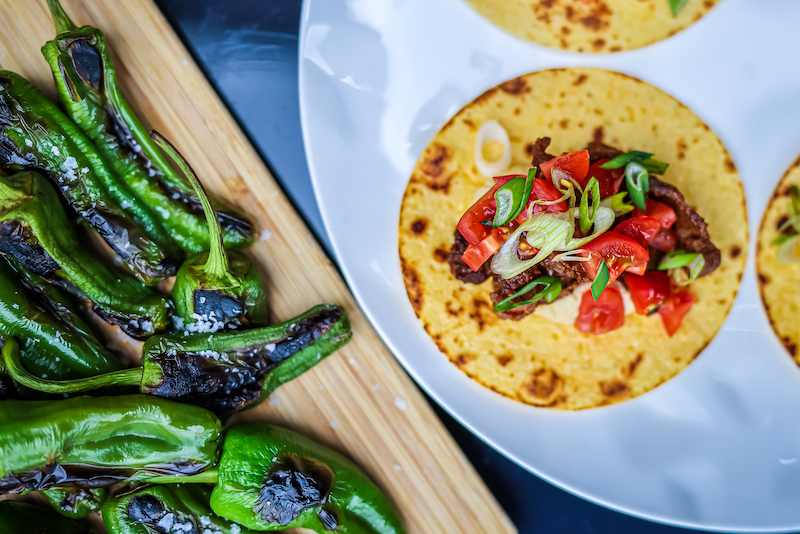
153, 1, 759, 532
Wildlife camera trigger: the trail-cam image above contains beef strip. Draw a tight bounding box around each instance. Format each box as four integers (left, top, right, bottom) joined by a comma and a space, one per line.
586, 142, 623, 164
448, 231, 491, 284
529, 137, 555, 168
648, 177, 721, 276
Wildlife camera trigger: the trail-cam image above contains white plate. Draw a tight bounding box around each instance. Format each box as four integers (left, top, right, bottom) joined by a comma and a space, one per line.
298, 0, 800, 530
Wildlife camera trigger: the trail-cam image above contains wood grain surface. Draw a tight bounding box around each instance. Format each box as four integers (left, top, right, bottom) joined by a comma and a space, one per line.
0, 0, 516, 532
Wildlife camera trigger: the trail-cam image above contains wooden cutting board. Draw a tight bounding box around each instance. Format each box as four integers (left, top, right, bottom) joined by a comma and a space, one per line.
0, 1, 516, 532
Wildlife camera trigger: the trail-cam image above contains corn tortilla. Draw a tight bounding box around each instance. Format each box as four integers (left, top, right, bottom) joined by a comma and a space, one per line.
398, 68, 747, 410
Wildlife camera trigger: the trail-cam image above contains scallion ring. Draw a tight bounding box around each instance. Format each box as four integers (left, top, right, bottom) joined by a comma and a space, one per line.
777, 234, 800, 265
669, 0, 689, 17
641, 157, 670, 175
507, 168, 536, 223
493, 276, 562, 312
599, 150, 654, 169
492, 176, 526, 227
658, 250, 701, 270
599, 192, 634, 217
590, 259, 610, 300
625, 161, 649, 211
579, 177, 600, 235
474, 120, 512, 177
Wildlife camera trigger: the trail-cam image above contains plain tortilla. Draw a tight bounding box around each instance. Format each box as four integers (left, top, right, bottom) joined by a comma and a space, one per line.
398, 68, 747, 410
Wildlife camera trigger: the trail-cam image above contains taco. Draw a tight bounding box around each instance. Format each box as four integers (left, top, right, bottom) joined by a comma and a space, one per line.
399, 69, 747, 409
462, 0, 722, 53
757, 159, 800, 362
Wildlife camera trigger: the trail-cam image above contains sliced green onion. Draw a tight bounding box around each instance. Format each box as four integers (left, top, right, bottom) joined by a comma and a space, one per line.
591, 259, 609, 300
658, 250, 701, 270
491, 212, 573, 279
777, 215, 800, 235
579, 177, 600, 235
625, 161, 649, 211
599, 192, 634, 217
508, 168, 536, 222
493, 176, 526, 227
552, 250, 591, 263
669, 0, 689, 17
791, 185, 800, 216
641, 158, 670, 175
777, 234, 800, 265
773, 232, 799, 246
493, 276, 562, 312
599, 151, 653, 169
558, 207, 615, 251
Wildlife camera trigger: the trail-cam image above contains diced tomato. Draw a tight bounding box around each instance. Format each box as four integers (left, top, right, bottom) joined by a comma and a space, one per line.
584, 159, 625, 198
632, 198, 677, 230
658, 290, 696, 336
613, 216, 662, 249
457, 185, 498, 244
650, 228, 677, 253
539, 150, 590, 183
461, 228, 505, 271
575, 287, 625, 335
493, 174, 526, 188
581, 231, 650, 282
625, 272, 671, 315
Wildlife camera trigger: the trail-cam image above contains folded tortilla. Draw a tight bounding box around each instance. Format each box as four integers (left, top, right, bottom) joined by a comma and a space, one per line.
462, 0, 722, 53
757, 160, 800, 363
398, 68, 747, 409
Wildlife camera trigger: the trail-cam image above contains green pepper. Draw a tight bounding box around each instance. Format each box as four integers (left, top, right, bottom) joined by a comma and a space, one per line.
208, 424, 405, 533
0, 391, 221, 495
0, 499, 98, 534
40, 486, 107, 519
103, 484, 255, 534
0, 71, 180, 283
0, 171, 171, 338
5, 304, 351, 415
42, 0, 254, 255
0, 256, 123, 380
150, 132, 266, 331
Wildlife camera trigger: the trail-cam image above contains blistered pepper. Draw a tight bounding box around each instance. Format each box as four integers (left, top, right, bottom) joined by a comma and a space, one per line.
152, 132, 267, 331
0, 71, 179, 283
5, 304, 351, 415
0, 171, 171, 338
208, 424, 405, 533
40, 487, 107, 519
0, 392, 221, 495
0, 499, 98, 534
42, 0, 254, 255
103, 484, 255, 534
0, 256, 123, 380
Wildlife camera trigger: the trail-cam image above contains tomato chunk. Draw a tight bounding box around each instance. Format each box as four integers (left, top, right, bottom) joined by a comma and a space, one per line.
585, 159, 625, 198
633, 198, 677, 229
581, 231, 650, 282
650, 228, 677, 253
493, 174, 526, 188
613, 216, 661, 249
461, 228, 505, 271
539, 150, 590, 183
575, 287, 625, 335
658, 290, 696, 336
457, 186, 498, 244
625, 272, 671, 315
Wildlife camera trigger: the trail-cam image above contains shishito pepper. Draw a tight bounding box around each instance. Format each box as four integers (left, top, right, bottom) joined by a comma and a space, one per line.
0, 392, 221, 494
153, 132, 266, 331
5, 304, 351, 415
42, 0, 254, 255
0, 171, 171, 338
208, 424, 405, 533
0, 71, 180, 283
0, 256, 123, 380
40, 486, 107, 519
0, 499, 98, 534
103, 484, 255, 534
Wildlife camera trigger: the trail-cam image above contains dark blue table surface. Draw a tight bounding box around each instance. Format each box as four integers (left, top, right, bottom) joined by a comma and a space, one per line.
153, 1, 778, 532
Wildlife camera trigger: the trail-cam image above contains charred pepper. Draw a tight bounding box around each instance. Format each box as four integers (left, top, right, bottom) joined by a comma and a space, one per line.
5, 304, 351, 415
0, 390, 221, 495
103, 484, 255, 534
0, 70, 179, 283
0, 499, 98, 534
208, 424, 405, 533
40, 487, 107, 519
42, 0, 254, 254
153, 131, 266, 331
0, 255, 123, 380
0, 171, 171, 338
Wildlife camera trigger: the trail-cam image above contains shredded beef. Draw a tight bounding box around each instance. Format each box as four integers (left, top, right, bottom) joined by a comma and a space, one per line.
448, 231, 491, 284
586, 142, 623, 164
648, 177, 721, 276
529, 137, 555, 168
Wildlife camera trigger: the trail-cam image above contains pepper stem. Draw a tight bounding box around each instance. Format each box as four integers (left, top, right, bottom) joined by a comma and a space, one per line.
46, 0, 78, 34
2, 339, 142, 394
151, 131, 230, 281
143, 469, 219, 485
